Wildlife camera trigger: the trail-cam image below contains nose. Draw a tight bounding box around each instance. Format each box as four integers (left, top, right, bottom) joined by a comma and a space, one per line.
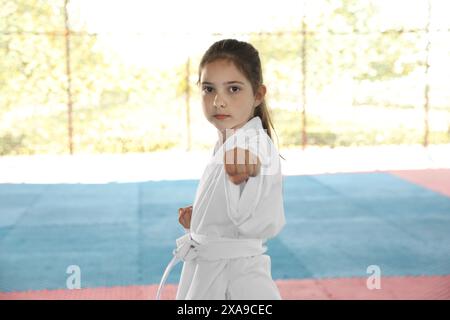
213, 93, 226, 108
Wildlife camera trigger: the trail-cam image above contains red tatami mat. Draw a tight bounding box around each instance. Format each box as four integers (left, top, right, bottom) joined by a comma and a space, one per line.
388, 169, 450, 198
1, 275, 449, 300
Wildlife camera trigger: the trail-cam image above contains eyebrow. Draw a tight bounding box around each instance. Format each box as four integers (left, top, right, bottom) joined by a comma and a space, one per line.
201, 81, 245, 85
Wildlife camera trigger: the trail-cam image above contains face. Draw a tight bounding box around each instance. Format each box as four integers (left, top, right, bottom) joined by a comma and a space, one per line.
199, 59, 266, 141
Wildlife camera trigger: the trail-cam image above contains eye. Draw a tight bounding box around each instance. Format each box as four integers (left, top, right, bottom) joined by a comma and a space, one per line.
229, 86, 241, 93
202, 86, 213, 93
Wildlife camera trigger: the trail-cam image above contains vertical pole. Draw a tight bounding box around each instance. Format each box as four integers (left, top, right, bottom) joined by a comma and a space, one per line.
301, 1, 308, 150
64, 0, 74, 154
185, 57, 191, 152
423, 0, 432, 147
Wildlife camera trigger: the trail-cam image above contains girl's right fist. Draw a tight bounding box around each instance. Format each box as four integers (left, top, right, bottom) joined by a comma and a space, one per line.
178, 205, 193, 229
224, 147, 261, 185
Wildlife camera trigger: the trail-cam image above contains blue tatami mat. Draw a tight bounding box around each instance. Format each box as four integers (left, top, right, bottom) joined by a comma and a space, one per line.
0, 173, 449, 292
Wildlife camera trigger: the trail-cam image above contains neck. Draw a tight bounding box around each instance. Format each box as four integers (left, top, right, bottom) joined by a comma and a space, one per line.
217, 116, 256, 143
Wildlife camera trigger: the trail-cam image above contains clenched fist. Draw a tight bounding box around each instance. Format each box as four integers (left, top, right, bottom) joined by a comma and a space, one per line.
178, 205, 192, 229
224, 147, 261, 185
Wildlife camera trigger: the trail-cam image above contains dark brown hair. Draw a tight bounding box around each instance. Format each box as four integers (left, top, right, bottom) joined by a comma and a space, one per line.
197, 39, 283, 158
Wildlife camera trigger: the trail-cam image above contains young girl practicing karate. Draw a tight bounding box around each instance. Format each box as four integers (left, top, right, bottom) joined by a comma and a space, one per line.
157, 39, 285, 300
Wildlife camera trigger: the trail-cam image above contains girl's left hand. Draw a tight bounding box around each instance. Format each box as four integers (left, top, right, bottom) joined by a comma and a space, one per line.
178, 205, 193, 229
224, 147, 261, 185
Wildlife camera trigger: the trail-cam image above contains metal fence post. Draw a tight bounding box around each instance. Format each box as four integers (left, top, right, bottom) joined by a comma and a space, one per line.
423, 0, 432, 148
64, 0, 74, 154
185, 57, 191, 152
301, 2, 308, 150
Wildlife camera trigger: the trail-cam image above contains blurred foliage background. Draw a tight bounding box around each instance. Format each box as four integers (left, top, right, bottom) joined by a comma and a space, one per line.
0, 0, 449, 155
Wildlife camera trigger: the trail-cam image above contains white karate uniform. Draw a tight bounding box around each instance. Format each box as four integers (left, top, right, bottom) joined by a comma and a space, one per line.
174, 116, 286, 300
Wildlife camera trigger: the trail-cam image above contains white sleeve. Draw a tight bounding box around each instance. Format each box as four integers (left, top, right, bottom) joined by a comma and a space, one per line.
224, 168, 268, 226
222, 131, 285, 238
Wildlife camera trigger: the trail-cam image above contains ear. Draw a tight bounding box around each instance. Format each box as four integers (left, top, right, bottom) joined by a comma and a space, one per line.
254, 85, 267, 107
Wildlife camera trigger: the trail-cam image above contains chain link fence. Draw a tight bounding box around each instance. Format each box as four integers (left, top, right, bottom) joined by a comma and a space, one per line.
1, 0, 449, 155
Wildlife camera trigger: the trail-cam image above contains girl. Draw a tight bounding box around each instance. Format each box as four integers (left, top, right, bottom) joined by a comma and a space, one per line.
157, 39, 285, 300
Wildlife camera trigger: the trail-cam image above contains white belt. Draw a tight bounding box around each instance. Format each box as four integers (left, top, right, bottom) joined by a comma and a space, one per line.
155, 232, 266, 300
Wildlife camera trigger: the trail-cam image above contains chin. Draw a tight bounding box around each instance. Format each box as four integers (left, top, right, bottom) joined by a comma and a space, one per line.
212, 122, 227, 131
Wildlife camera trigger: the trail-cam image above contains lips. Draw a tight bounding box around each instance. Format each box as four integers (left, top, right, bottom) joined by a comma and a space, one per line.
213, 114, 230, 120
